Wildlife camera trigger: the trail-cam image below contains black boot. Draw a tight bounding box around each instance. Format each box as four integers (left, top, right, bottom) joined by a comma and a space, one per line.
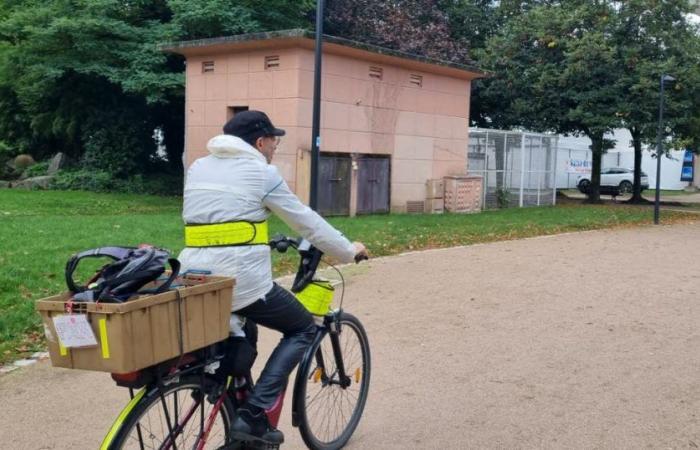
231, 407, 284, 445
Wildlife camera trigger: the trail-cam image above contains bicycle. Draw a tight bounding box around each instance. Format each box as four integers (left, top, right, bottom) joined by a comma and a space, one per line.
100, 236, 371, 450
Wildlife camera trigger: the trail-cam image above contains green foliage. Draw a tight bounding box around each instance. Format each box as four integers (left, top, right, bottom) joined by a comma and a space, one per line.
51, 169, 183, 195
0, 139, 13, 159
495, 188, 510, 209
168, 0, 257, 39
23, 161, 48, 177
0, 0, 305, 183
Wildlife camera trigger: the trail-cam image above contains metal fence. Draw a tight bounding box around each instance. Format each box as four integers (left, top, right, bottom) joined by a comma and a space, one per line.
468, 128, 558, 210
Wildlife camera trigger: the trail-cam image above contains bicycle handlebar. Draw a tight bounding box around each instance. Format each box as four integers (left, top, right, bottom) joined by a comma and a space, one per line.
269, 234, 368, 293
354, 253, 369, 264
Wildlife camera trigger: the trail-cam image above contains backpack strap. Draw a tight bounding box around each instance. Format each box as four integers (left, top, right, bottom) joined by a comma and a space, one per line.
116, 258, 182, 298
153, 258, 181, 294
65, 247, 135, 293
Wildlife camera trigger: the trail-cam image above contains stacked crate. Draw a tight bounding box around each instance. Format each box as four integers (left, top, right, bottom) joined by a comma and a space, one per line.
444, 175, 483, 213
424, 179, 445, 214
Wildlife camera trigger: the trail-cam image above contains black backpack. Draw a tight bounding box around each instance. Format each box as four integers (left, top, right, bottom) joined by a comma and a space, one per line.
65, 246, 180, 303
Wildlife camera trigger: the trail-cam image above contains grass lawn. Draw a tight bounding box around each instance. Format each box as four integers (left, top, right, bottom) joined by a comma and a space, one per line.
0, 189, 697, 364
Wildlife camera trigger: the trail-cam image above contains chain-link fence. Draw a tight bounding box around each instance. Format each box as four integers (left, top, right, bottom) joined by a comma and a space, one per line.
468, 128, 558, 210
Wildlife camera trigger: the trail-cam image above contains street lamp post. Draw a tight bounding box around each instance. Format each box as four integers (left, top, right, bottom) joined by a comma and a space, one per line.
309, 0, 325, 211
653, 74, 675, 225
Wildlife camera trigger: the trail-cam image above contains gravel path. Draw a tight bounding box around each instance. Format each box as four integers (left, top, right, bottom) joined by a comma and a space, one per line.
2, 222, 700, 449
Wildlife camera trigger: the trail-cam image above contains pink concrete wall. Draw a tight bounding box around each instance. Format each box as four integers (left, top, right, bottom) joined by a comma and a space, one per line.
183, 45, 473, 212
184, 48, 308, 192
302, 51, 470, 212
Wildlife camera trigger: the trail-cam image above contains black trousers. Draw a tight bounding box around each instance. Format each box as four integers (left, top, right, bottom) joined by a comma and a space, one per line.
236, 283, 317, 409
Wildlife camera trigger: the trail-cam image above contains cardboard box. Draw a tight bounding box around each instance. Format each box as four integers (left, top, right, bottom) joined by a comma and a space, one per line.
425, 179, 445, 199
36, 275, 234, 373
424, 198, 444, 214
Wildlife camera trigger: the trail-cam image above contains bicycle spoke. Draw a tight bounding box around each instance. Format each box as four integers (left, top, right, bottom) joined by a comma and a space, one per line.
116, 380, 230, 450
299, 315, 370, 448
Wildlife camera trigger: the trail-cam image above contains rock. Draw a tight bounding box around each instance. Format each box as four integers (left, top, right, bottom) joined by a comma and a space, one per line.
12, 175, 54, 190
47, 152, 66, 175
0, 180, 10, 188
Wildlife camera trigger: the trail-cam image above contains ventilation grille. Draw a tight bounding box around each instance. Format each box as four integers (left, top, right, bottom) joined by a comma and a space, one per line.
265, 55, 280, 70
369, 66, 383, 80
409, 74, 423, 87
202, 61, 215, 73
406, 201, 425, 214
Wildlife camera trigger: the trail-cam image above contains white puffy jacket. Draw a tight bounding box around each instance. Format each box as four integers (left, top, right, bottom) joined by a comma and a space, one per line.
178, 134, 356, 311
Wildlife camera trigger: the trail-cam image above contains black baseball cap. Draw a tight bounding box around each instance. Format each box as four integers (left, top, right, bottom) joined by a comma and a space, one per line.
223, 110, 285, 143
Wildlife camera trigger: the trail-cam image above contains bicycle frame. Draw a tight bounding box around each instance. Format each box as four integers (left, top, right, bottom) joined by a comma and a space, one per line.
103, 235, 364, 449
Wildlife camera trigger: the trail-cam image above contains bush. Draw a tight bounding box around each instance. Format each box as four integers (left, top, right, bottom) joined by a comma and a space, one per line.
23, 161, 49, 178
14, 154, 35, 169
50, 169, 183, 196
0, 141, 14, 160
496, 188, 510, 209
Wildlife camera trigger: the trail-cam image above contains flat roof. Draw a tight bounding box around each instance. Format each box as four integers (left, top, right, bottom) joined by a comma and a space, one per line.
162, 29, 486, 80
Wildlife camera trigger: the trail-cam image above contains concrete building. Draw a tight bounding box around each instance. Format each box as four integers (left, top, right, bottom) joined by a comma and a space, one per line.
164, 30, 484, 215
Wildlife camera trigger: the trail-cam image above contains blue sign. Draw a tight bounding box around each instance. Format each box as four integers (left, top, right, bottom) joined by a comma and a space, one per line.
681, 150, 694, 182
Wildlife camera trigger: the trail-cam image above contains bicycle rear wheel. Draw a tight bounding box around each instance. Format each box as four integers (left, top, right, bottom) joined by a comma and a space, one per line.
295, 312, 371, 450
105, 375, 235, 450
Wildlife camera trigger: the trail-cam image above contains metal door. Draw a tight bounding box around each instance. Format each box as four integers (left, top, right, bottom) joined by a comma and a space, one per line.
318, 154, 351, 216
357, 157, 390, 214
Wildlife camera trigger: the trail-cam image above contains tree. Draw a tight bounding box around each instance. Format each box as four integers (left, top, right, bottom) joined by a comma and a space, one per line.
611, 0, 700, 202
441, 0, 562, 127
0, 0, 312, 178
324, 0, 472, 63
477, 1, 626, 202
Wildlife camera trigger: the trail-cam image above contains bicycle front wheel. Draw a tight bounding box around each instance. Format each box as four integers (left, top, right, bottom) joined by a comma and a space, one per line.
295, 312, 371, 450
105, 375, 235, 450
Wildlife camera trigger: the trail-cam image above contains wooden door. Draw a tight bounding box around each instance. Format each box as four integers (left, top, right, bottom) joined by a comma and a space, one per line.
318, 154, 351, 216
357, 157, 390, 214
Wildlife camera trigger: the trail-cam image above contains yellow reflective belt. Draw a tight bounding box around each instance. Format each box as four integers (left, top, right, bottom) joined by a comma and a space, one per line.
185, 221, 269, 247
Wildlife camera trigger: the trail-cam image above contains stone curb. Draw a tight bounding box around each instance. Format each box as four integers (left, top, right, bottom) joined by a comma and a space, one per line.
0, 352, 49, 377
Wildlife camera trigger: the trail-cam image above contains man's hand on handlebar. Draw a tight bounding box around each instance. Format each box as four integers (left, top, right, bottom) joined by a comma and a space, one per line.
353, 242, 369, 263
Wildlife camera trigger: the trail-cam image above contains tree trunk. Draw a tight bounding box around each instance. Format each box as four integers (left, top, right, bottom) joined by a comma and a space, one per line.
586, 133, 604, 203
627, 127, 647, 203
158, 100, 185, 173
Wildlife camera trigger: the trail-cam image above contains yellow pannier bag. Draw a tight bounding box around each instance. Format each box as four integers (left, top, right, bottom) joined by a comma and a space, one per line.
295, 280, 335, 316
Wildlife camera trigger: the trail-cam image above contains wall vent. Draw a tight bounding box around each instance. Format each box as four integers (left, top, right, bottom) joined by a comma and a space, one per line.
409, 74, 423, 87
202, 61, 215, 73
227, 106, 249, 121
265, 55, 280, 70
406, 200, 425, 214
369, 66, 383, 80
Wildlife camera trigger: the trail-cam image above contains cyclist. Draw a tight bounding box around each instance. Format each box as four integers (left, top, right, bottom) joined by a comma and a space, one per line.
178, 110, 368, 445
